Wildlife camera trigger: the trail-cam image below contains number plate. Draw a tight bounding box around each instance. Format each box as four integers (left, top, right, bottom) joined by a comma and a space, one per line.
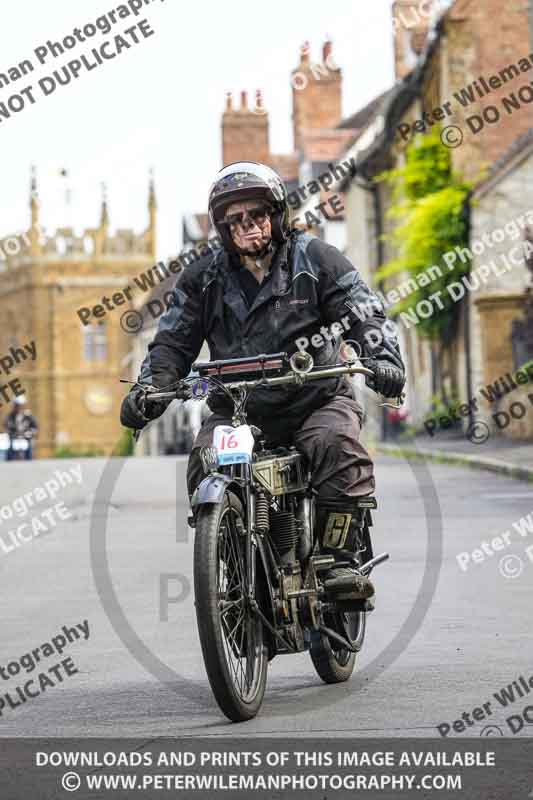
213, 425, 254, 465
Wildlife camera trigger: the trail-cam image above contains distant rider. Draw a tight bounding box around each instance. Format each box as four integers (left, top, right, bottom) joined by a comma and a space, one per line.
5, 395, 38, 460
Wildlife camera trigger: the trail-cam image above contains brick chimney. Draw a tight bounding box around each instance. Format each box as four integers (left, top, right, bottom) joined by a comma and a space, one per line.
392, 0, 435, 80
291, 39, 342, 153
221, 89, 270, 166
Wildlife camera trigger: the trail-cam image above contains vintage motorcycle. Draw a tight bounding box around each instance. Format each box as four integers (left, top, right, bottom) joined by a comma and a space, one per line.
140, 350, 394, 722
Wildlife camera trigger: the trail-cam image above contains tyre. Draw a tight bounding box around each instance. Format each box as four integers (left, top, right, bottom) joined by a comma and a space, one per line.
194, 491, 268, 721
310, 610, 366, 684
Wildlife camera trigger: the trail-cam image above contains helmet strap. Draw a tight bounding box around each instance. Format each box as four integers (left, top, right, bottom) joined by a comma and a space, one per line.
236, 238, 274, 260
241, 246, 275, 275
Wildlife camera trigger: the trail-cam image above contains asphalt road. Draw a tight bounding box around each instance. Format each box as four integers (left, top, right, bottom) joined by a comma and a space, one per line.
0, 451, 532, 738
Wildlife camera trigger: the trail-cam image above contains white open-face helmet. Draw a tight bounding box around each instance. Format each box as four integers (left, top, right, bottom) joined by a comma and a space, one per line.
208, 161, 290, 254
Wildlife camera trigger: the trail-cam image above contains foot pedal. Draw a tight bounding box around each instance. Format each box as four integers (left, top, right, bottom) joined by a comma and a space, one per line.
324, 571, 357, 592
359, 552, 389, 575
324, 569, 375, 600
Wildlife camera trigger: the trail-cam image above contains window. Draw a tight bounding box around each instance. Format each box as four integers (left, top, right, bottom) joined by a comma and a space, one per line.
82, 322, 108, 361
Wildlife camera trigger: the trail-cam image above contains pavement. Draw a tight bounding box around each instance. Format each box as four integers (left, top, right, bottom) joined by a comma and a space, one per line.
378, 433, 533, 482
0, 452, 532, 738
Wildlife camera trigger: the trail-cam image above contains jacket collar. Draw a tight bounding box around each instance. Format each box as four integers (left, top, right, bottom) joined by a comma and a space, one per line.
220, 240, 291, 321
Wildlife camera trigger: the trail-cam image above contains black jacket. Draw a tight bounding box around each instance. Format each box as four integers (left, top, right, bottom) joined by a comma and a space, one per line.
139, 231, 404, 433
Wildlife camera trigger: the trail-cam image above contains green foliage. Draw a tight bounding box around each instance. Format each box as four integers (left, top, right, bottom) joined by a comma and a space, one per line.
52, 429, 135, 459
376, 130, 471, 340
54, 445, 105, 458
517, 358, 533, 376
53, 429, 135, 459
113, 427, 135, 457
382, 131, 452, 202
422, 392, 462, 431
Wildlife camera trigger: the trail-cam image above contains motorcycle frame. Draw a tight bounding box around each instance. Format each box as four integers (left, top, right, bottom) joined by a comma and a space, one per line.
147, 353, 397, 654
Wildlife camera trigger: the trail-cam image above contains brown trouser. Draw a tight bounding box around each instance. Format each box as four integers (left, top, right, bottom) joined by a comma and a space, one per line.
186, 396, 375, 503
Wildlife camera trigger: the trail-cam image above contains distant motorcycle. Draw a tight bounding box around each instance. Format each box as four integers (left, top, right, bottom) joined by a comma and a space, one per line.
139, 351, 397, 722
8, 436, 31, 461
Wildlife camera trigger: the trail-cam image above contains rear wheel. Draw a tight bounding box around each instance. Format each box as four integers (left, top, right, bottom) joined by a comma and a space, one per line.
194, 491, 268, 721
310, 610, 366, 684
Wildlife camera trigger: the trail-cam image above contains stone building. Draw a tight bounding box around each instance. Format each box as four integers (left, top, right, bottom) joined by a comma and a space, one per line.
338, 0, 533, 439
468, 130, 533, 438
393, 0, 436, 80
0, 169, 158, 457
221, 40, 354, 177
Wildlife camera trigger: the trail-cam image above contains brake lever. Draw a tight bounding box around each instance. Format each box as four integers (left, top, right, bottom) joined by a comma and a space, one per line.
379, 392, 405, 409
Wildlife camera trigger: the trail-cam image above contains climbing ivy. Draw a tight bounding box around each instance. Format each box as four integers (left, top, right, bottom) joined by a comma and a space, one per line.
376, 130, 472, 340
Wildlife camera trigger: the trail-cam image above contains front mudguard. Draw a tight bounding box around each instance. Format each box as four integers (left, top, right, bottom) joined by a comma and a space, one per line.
190, 473, 238, 508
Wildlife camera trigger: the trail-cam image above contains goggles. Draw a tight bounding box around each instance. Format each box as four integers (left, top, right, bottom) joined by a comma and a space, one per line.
223, 205, 272, 228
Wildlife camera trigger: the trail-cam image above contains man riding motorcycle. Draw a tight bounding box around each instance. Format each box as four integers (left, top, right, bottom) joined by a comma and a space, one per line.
5, 395, 38, 461
121, 162, 405, 605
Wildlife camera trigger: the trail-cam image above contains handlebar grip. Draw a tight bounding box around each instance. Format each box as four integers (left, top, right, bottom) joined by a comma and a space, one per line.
144, 382, 191, 402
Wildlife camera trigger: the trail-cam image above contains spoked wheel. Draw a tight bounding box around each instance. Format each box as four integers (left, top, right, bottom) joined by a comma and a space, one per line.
194, 491, 267, 721
310, 608, 366, 684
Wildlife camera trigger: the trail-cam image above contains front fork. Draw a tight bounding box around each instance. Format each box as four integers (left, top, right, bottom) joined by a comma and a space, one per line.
242, 463, 256, 603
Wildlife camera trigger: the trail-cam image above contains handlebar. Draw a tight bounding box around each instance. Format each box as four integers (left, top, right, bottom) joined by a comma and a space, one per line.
126, 355, 404, 447
144, 361, 375, 402
133, 349, 404, 413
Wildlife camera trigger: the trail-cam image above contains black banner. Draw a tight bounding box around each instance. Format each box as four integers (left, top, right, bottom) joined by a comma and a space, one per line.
0, 737, 531, 799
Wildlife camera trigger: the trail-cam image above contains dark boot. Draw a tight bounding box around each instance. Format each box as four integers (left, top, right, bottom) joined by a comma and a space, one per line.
316, 500, 376, 601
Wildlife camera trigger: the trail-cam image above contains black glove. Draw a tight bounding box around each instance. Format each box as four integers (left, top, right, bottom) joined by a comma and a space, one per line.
175, 383, 193, 401
365, 359, 405, 398
120, 387, 170, 430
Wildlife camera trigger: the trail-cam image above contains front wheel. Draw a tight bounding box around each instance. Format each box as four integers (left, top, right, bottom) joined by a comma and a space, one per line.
310, 610, 366, 684
194, 491, 268, 721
